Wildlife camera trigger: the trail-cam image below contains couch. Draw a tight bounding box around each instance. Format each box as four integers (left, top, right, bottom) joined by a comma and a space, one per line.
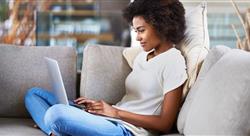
0, 44, 77, 136
1, 44, 250, 136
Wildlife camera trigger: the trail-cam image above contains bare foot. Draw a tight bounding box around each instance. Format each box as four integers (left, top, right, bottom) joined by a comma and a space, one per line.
33, 124, 40, 129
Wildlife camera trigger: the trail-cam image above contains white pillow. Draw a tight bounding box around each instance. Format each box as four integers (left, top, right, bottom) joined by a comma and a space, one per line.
123, 1, 210, 97
123, 46, 143, 68
176, 1, 210, 98
183, 49, 250, 135
177, 46, 231, 134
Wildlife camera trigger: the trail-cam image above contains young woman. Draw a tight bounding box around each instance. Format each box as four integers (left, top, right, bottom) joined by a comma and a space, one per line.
25, 0, 187, 135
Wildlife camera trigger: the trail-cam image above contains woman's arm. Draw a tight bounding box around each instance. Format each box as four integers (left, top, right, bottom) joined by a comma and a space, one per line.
74, 86, 183, 133
116, 86, 183, 133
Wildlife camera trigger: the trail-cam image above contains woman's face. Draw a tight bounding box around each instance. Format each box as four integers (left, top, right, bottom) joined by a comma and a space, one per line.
132, 16, 163, 52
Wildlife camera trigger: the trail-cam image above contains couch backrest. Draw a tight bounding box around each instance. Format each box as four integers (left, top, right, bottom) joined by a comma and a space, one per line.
178, 45, 231, 133
80, 45, 131, 104
0, 44, 77, 118
178, 46, 250, 135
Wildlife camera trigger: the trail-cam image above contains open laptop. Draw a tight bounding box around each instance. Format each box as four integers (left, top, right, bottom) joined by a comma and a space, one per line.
44, 57, 85, 109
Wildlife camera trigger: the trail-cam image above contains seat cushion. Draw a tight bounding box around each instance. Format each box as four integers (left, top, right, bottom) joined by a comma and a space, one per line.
0, 118, 46, 136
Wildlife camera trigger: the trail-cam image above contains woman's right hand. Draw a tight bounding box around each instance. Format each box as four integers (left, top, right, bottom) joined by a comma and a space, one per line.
74, 97, 119, 118
74, 97, 96, 106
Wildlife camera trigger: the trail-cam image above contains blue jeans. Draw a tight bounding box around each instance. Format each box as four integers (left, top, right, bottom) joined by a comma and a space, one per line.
24, 87, 133, 136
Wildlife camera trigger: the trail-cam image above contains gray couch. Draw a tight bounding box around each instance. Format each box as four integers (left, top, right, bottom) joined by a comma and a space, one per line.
1, 44, 250, 136
0, 44, 77, 135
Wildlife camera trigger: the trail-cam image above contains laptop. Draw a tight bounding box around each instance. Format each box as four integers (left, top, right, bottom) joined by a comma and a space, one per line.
44, 57, 85, 109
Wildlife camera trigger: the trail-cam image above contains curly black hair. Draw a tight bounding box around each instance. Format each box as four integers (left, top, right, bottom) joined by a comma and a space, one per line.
123, 0, 186, 44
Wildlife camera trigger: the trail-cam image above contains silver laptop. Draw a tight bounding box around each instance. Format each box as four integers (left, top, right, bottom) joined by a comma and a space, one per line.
44, 57, 86, 109
44, 57, 69, 105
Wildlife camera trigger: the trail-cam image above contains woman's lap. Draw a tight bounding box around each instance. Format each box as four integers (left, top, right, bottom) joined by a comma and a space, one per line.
25, 87, 132, 136
45, 104, 132, 136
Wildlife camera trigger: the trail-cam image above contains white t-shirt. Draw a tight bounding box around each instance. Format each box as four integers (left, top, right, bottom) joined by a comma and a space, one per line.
110, 48, 187, 135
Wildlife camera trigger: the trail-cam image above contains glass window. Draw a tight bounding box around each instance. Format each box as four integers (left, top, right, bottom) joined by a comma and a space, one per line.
0, 0, 130, 70
182, 1, 250, 48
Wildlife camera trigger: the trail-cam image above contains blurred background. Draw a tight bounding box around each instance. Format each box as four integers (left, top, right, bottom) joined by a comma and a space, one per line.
0, 0, 131, 70
0, 0, 249, 70
182, 0, 250, 49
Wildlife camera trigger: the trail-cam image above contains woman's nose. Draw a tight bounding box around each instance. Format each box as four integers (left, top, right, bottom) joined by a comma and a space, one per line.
136, 34, 142, 41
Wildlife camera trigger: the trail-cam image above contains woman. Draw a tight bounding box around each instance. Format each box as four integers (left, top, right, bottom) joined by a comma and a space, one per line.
25, 0, 187, 135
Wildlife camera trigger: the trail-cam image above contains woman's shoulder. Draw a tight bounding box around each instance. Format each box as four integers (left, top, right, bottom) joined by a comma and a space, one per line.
167, 48, 183, 57
161, 48, 186, 67
162, 48, 185, 61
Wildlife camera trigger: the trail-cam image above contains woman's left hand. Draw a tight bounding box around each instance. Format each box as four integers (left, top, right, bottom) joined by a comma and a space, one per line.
86, 100, 119, 118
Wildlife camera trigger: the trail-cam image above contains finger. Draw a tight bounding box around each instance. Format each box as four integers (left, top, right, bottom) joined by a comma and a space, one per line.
88, 109, 103, 115
88, 105, 103, 111
90, 102, 102, 107
78, 99, 95, 105
74, 97, 86, 101
77, 100, 89, 105
87, 110, 96, 114
85, 102, 101, 109
74, 97, 87, 102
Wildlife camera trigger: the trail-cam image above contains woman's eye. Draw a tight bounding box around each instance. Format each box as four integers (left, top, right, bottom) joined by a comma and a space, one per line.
138, 29, 145, 33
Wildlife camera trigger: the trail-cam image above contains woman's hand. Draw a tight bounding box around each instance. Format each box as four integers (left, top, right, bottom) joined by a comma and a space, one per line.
74, 97, 96, 105
87, 100, 119, 118
74, 97, 119, 118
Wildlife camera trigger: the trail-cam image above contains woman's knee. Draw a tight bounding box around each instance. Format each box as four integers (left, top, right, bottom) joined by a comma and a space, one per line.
25, 87, 44, 98
44, 104, 67, 127
24, 87, 43, 106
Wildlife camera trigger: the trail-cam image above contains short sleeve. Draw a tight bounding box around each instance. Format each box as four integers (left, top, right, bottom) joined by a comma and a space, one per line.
162, 58, 188, 95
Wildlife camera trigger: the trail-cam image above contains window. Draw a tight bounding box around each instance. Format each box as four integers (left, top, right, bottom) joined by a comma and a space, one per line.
0, 0, 130, 70
182, 0, 250, 48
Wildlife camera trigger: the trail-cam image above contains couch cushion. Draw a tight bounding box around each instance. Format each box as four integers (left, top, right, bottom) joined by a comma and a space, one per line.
176, 1, 210, 98
80, 45, 131, 104
0, 44, 77, 117
177, 46, 231, 133
0, 118, 46, 136
182, 49, 250, 135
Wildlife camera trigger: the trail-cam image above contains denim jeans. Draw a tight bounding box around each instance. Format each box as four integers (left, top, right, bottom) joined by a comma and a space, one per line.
25, 87, 133, 136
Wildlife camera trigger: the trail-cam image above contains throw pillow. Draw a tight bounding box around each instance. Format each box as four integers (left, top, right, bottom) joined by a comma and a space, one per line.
122, 46, 143, 68
175, 1, 210, 98
177, 45, 231, 134
183, 49, 250, 135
